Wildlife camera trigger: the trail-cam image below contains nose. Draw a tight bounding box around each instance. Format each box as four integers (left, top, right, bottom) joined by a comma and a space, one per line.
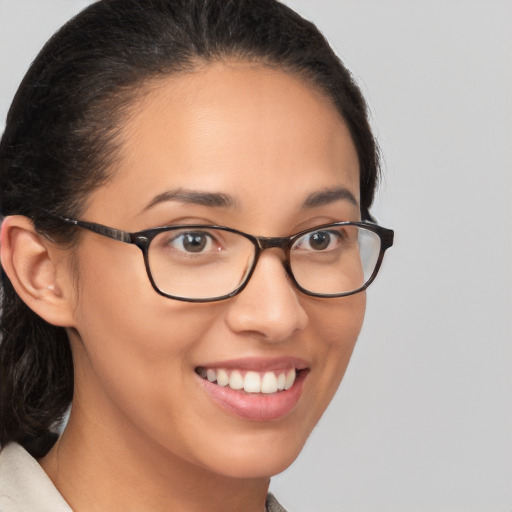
225, 251, 308, 342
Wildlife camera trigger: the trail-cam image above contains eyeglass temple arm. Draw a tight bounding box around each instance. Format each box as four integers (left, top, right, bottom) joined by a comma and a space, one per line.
60, 218, 133, 244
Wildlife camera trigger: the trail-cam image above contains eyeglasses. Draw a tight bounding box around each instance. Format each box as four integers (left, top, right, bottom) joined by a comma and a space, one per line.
56, 217, 394, 302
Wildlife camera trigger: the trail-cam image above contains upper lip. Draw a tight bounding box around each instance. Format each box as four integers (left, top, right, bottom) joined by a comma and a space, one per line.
196, 356, 309, 372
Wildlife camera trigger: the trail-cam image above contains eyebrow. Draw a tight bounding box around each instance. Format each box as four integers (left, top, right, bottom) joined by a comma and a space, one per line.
302, 187, 359, 209
143, 185, 357, 213
143, 188, 236, 211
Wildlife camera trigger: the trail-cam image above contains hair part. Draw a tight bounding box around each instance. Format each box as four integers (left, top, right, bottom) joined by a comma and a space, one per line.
0, 0, 380, 456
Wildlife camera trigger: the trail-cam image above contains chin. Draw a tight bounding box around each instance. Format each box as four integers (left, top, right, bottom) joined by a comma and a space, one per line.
199, 429, 309, 480
213, 451, 301, 480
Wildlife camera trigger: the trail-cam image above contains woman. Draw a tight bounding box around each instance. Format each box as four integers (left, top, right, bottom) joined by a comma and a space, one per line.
0, 1, 393, 510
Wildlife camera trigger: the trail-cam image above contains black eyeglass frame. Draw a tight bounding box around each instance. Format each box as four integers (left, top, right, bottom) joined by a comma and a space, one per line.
55, 216, 394, 302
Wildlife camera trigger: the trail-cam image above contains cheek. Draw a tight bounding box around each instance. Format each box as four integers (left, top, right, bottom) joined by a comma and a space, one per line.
309, 291, 366, 354
72, 240, 215, 350
72, 259, 215, 379
306, 293, 366, 413
69, 243, 218, 416
320, 292, 366, 351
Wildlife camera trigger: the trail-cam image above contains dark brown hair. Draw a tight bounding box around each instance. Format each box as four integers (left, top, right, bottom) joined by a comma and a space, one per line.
0, 0, 380, 457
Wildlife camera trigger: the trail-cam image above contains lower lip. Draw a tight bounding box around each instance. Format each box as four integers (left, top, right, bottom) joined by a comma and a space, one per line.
197, 371, 307, 421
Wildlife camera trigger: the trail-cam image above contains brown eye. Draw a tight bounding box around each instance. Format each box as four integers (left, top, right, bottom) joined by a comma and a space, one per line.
166, 231, 217, 254
181, 232, 208, 252
294, 230, 341, 252
308, 231, 331, 250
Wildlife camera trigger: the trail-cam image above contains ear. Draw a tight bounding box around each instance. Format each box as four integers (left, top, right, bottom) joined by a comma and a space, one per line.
0, 215, 76, 327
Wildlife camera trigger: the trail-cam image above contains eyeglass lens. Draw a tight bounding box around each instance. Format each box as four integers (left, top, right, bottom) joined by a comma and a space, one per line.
290, 225, 381, 296
148, 228, 255, 300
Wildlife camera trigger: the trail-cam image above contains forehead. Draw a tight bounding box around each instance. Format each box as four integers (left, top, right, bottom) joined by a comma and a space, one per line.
87, 62, 360, 225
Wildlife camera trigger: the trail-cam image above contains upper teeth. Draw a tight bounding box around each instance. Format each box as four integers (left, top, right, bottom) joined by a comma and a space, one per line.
198, 368, 296, 394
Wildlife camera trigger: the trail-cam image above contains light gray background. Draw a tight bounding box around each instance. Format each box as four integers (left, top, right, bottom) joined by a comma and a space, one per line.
1, 1, 511, 511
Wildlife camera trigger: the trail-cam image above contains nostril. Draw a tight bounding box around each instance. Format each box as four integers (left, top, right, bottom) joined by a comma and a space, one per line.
224, 270, 308, 341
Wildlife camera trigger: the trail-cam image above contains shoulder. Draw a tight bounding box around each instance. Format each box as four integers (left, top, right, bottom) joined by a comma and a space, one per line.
266, 493, 289, 512
0, 443, 71, 512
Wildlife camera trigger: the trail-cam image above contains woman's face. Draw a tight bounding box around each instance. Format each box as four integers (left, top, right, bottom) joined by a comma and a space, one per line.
67, 62, 364, 478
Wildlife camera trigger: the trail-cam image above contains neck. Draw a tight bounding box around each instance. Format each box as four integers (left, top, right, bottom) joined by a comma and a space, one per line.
40, 402, 270, 512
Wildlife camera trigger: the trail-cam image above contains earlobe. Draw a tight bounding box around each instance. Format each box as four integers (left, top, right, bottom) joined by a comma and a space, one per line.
0, 215, 76, 327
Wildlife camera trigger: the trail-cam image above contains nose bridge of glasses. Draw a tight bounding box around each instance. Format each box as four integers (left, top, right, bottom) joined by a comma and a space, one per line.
256, 235, 290, 251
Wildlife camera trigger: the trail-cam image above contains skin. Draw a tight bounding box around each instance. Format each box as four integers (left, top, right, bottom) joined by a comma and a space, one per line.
2, 62, 365, 512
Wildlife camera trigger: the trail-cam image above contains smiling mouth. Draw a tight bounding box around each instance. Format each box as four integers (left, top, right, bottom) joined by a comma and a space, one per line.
195, 367, 300, 394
